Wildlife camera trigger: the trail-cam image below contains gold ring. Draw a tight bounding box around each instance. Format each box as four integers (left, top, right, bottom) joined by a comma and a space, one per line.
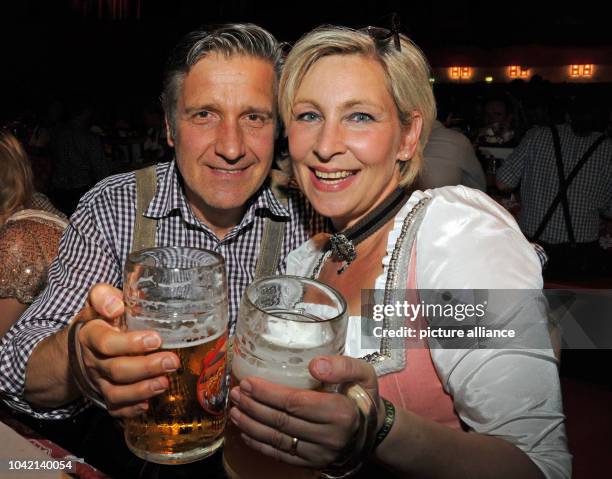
289, 436, 299, 456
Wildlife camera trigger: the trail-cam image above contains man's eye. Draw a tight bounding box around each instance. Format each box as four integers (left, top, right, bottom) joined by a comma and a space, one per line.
244, 114, 266, 126
195, 111, 210, 119
295, 112, 320, 122
348, 112, 374, 123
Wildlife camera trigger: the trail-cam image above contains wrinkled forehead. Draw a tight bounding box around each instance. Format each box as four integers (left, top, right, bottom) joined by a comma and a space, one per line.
180, 53, 276, 108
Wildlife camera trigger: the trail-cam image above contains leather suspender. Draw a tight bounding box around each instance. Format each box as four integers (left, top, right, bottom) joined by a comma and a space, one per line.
550, 125, 575, 244
254, 170, 289, 279
532, 127, 607, 243
132, 165, 158, 252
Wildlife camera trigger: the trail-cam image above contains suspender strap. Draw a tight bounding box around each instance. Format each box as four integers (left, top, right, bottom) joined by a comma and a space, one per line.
131, 165, 158, 252
550, 125, 575, 244
532, 128, 607, 242
254, 170, 289, 279
131, 166, 287, 274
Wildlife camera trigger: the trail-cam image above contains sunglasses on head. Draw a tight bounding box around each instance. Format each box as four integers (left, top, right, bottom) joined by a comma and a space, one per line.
361, 13, 402, 52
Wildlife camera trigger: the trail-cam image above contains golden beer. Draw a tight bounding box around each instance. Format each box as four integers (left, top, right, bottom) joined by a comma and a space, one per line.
223, 360, 318, 479
125, 330, 229, 464
222, 276, 348, 479
123, 247, 230, 465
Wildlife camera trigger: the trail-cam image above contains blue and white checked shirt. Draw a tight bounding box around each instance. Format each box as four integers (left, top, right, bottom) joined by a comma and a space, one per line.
0, 160, 322, 418
497, 124, 612, 243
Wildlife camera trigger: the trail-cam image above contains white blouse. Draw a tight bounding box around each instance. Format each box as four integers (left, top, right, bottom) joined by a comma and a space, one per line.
287, 186, 571, 479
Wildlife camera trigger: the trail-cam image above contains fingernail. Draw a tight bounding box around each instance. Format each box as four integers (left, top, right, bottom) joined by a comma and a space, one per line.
230, 388, 240, 405
151, 379, 167, 393
104, 296, 123, 316
143, 335, 161, 349
137, 402, 149, 412
314, 358, 331, 376
230, 407, 241, 424
240, 380, 252, 394
162, 356, 177, 371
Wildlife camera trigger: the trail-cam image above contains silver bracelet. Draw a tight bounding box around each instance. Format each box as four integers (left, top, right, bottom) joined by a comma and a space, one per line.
320, 383, 379, 478
67, 320, 108, 410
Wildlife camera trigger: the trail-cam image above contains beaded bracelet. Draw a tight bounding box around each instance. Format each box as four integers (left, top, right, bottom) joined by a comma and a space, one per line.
373, 398, 396, 449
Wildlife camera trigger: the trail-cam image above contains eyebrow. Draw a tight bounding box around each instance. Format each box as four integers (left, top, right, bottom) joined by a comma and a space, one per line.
183, 103, 220, 115
293, 98, 382, 111
184, 103, 274, 117
243, 107, 275, 118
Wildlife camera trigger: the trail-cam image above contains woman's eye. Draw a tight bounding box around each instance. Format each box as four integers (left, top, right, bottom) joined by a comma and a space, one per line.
348, 112, 374, 123
296, 112, 320, 122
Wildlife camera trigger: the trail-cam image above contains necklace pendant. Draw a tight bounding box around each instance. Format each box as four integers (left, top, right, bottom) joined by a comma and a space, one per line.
330, 233, 357, 274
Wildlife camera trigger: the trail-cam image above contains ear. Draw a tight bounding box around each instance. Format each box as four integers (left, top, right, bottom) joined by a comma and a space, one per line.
164, 115, 175, 147
397, 112, 423, 162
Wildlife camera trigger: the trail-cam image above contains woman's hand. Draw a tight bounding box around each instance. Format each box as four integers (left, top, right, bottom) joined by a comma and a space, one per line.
229, 355, 382, 469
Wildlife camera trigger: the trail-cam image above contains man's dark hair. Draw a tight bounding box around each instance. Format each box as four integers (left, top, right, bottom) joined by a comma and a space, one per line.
484, 94, 513, 117
568, 93, 607, 135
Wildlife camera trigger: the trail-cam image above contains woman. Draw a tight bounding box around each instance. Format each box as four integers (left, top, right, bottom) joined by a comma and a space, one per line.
228, 26, 570, 479
0, 130, 67, 338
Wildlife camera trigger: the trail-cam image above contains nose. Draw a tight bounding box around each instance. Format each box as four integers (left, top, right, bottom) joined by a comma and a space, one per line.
313, 120, 346, 162
214, 118, 246, 163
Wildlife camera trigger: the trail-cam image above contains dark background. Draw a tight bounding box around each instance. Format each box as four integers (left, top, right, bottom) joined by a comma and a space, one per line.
1, 0, 611, 122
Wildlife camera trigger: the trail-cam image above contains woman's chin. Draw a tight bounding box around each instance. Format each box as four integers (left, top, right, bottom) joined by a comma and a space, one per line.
308, 200, 349, 223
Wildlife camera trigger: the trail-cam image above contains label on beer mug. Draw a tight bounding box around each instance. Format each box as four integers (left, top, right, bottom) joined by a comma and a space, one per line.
197, 335, 228, 416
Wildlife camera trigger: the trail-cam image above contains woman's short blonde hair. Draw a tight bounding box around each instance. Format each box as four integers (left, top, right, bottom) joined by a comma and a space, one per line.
0, 130, 34, 217
279, 26, 436, 187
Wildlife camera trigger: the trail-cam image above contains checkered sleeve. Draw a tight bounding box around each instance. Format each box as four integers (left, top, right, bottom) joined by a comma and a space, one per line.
600, 174, 612, 219
0, 188, 123, 419
496, 127, 538, 188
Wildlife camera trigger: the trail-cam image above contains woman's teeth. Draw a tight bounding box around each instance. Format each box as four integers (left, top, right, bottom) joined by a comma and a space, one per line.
314, 170, 354, 183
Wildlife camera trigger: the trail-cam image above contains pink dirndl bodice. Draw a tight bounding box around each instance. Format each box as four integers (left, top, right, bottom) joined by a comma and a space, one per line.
377, 246, 462, 430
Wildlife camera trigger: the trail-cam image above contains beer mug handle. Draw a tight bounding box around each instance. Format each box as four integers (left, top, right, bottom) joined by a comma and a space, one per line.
319, 383, 378, 479
68, 319, 108, 410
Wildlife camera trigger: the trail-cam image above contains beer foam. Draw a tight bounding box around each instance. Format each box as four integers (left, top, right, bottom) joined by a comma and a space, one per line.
232, 354, 319, 390
126, 303, 227, 349
162, 328, 224, 349
260, 303, 339, 349
262, 320, 334, 349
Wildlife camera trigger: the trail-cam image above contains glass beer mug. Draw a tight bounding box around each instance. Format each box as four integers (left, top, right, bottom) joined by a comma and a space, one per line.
123, 247, 229, 465
223, 275, 348, 479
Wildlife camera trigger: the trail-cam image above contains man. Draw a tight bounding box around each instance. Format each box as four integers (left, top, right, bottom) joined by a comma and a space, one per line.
0, 24, 319, 420
419, 119, 486, 191
496, 95, 612, 279
476, 96, 516, 146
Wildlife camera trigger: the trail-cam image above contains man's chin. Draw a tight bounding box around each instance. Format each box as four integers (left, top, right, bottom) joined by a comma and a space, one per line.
197, 194, 253, 215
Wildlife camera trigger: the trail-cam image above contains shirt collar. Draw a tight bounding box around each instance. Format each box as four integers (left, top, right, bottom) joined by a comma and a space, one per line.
144, 160, 291, 233
144, 160, 184, 219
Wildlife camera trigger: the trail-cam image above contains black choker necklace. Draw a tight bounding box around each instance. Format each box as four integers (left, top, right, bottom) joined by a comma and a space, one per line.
311, 188, 410, 276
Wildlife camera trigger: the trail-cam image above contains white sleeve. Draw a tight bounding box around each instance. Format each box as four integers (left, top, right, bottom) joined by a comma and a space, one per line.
414, 186, 571, 479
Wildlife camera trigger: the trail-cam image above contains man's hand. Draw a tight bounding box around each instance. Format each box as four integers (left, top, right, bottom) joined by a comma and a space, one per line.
76, 284, 180, 417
